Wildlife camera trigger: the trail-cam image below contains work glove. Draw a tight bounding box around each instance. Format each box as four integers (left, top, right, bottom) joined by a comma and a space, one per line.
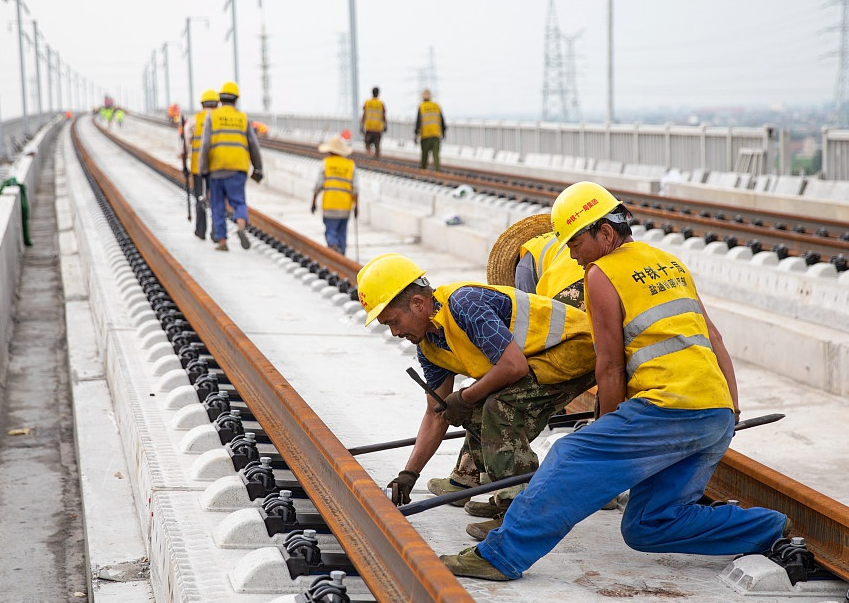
414, 136, 419, 145
182, 166, 190, 177
310, 203, 317, 215
439, 387, 474, 427
353, 205, 358, 219
250, 169, 263, 183
386, 470, 419, 506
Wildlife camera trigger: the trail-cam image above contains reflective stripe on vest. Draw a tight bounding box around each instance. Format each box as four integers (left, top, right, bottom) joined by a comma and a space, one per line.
208, 106, 250, 173
190, 110, 208, 175
418, 282, 592, 382
363, 98, 385, 132
419, 101, 442, 139
586, 241, 733, 410
321, 155, 355, 219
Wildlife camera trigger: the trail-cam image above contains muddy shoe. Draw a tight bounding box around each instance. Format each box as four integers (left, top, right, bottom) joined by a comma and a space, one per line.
466, 512, 504, 541
427, 477, 473, 507
602, 497, 619, 510
439, 546, 510, 581
215, 240, 229, 251
464, 496, 511, 518
237, 228, 250, 249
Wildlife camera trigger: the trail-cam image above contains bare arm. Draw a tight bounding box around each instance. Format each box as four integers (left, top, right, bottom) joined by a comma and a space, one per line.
403, 377, 454, 474
699, 296, 739, 414
461, 340, 528, 404
585, 265, 627, 416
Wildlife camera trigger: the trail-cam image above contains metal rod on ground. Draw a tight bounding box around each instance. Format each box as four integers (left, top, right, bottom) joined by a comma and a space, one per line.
398, 412, 787, 517
405, 367, 481, 445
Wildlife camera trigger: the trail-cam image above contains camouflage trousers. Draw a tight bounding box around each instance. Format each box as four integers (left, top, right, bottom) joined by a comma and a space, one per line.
449, 369, 596, 500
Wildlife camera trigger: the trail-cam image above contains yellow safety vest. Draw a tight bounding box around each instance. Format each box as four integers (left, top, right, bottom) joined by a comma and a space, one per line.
190, 110, 210, 175
320, 155, 355, 219
418, 101, 443, 139
363, 98, 385, 132
519, 233, 585, 300
207, 105, 250, 173
419, 282, 596, 385
586, 241, 733, 410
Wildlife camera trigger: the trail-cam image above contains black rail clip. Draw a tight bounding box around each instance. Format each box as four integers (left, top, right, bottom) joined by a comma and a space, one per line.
241, 457, 278, 499
284, 530, 357, 579
215, 409, 244, 443
765, 537, 818, 585
227, 432, 259, 470
203, 390, 230, 422
261, 490, 331, 536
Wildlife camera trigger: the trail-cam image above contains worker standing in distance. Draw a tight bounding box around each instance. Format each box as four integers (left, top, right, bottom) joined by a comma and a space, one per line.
414, 88, 445, 171
114, 107, 125, 129
440, 181, 789, 581
356, 253, 596, 541
183, 89, 219, 240
312, 136, 358, 256
360, 86, 386, 158
198, 81, 263, 252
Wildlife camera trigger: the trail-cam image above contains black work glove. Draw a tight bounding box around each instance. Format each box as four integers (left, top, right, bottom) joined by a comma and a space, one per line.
353, 204, 359, 219
310, 203, 317, 215
440, 388, 474, 427
250, 169, 263, 183
387, 470, 419, 506
182, 166, 190, 177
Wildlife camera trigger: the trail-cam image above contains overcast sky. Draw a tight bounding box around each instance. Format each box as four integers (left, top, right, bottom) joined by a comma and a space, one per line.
0, 0, 840, 123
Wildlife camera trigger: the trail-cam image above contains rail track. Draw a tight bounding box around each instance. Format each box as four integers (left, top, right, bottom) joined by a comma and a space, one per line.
77, 116, 849, 596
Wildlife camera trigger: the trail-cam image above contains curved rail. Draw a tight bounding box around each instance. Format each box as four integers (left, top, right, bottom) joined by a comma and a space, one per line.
88, 118, 849, 584
73, 119, 474, 602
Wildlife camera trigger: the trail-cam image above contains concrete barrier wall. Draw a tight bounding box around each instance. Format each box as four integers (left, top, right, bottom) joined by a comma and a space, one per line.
0, 118, 63, 380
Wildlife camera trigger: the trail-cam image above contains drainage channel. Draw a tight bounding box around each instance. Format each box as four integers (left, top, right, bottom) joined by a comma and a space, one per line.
71, 118, 475, 602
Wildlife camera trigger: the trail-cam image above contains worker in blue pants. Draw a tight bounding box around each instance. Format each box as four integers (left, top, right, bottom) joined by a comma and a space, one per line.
440, 181, 789, 581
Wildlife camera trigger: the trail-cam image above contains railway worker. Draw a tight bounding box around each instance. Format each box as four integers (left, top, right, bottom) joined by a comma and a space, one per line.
311, 136, 358, 256
183, 89, 220, 240
356, 253, 597, 540
198, 81, 263, 252
440, 181, 789, 581
360, 86, 386, 158
115, 107, 125, 129
414, 88, 446, 171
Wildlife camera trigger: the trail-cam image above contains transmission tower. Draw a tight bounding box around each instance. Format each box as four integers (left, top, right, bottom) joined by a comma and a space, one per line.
542, 0, 580, 122
258, 0, 271, 112
831, 0, 849, 126
337, 32, 351, 114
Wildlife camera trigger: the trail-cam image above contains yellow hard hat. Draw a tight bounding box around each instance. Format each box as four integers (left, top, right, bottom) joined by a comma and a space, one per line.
356, 253, 427, 325
551, 181, 622, 244
200, 89, 219, 104
219, 81, 240, 98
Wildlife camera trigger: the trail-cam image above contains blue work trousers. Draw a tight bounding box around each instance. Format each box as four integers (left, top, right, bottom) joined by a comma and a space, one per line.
323, 217, 349, 255
478, 398, 787, 579
209, 172, 248, 243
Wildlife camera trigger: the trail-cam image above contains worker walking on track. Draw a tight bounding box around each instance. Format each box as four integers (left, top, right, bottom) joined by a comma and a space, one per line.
361, 86, 386, 158
198, 81, 263, 252
414, 88, 445, 171
312, 136, 358, 256
356, 253, 597, 540
440, 181, 790, 581
183, 89, 219, 240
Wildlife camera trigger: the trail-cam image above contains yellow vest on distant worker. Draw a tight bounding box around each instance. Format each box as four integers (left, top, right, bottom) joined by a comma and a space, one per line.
586, 241, 733, 411
418, 282, 596, 385
363, 98, 385, 132
207, 105, 250, 173
190, 110, 211, 175
321, 155, 355, 219
418, 100, 443, 139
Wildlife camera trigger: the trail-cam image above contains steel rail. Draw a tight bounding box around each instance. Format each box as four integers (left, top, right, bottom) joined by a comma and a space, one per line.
92, 119, 849, 584
705, 448, 849, 580
73, 119, 474, 602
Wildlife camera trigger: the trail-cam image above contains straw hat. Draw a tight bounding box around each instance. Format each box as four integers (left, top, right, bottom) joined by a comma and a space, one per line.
318, 136, 353, 157
486, 213, 554, 286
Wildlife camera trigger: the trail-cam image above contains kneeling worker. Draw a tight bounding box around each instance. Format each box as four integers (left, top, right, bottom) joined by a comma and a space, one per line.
440, 181, 789, 581
356, 253, 596, 540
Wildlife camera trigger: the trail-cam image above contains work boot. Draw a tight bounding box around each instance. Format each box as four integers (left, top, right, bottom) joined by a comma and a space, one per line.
783, 516, 793, 538
440, 546, 510, 581
466, 512, 504, 541
215, 240, 229, 251
427, 477, 473, 507
602, 497, 619, 510
464, 496, 511, 518
237, 228, 250, 250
